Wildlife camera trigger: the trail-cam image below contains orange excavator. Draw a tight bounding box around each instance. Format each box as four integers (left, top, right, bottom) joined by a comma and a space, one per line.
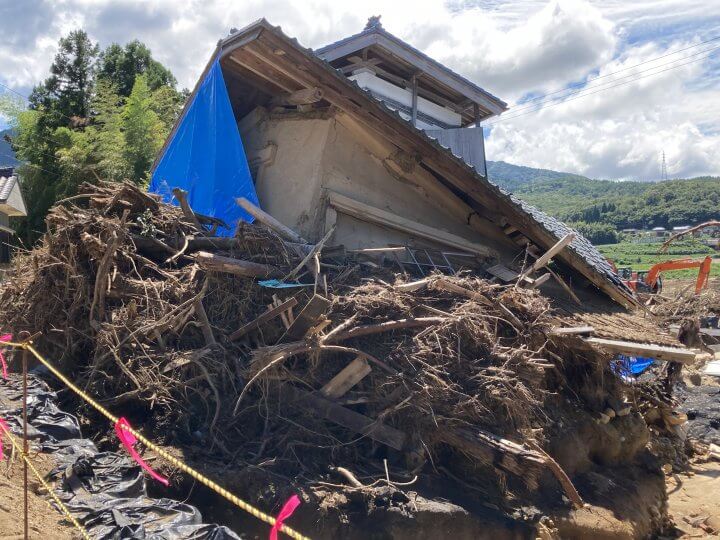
610, 256, 712, 295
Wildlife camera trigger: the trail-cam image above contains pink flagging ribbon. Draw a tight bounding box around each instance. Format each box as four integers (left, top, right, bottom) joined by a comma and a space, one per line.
0, 334, 12, 379
269, 494, 301, 540
114, 417, 169, 486
0, 418, 9, 460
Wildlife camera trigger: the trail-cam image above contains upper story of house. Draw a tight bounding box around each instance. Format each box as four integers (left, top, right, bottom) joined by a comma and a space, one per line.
315, 17, 507, 175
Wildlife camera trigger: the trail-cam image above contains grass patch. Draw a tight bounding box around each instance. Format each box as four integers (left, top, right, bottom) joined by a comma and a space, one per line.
597, 240, 718, 280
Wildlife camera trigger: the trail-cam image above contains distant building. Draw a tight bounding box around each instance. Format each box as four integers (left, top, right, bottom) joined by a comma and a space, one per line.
652, 226, 666, 237
0, 167, 27, 263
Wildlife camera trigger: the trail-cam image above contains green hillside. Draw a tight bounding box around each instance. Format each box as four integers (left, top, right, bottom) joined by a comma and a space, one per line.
486, 161, 720, 243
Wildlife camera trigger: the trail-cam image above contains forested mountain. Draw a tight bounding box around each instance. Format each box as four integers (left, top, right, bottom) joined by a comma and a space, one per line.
486, 160, 720, 243
486, 160, 590, 191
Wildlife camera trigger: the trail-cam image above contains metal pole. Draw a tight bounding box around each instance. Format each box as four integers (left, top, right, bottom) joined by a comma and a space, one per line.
22, 342, 29, 540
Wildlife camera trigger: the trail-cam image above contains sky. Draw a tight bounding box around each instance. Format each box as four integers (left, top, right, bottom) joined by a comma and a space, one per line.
0, 0, 719, 181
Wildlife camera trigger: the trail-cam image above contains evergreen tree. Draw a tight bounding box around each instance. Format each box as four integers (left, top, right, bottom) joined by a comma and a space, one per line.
98, 40, 177, 97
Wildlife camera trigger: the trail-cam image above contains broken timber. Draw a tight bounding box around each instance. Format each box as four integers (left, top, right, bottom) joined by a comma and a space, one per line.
194, 251, 280, 278
283, 384, 406, 450
517, 232, 575, 284
230, 297, 299, 341
236, 197, 308, 244
286, 294, 332, 339
585, 337, 698, 363
321, 356, 371, 399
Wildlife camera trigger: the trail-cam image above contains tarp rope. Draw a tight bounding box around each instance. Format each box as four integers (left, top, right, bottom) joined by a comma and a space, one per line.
1, 340, 309, 540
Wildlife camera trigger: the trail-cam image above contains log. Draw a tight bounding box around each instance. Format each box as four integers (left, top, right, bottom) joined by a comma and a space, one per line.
286, 294, 332, 339
321, 356, 371, 399
236, 197, 308, 244
229, 297, 298, 341
194, 251, 280, 278
283, 384, 406, 450
585, 337, 698, 363
438, 428, 546, 489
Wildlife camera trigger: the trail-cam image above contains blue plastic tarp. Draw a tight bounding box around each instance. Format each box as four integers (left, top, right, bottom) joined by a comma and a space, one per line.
149, 59, 259, 236
613, 354, 656, 377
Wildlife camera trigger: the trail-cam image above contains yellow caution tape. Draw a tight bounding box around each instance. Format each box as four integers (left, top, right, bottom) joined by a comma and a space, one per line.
19, 343, 310, 540
0, 424, 91, 539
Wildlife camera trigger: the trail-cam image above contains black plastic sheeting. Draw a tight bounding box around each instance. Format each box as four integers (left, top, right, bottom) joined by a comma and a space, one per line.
0, 373, 243, 539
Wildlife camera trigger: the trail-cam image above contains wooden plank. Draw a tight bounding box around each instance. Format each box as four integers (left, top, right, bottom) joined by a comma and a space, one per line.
236, 197, 307, 244
321, 357, 372, 399
328, 191, 498, 259
527, 272, 551, 289
286, 294, 332, 339
585, 337, 698, 363
194, 251, 280, 278
229, 297, 298, 341
550, 326, 594, 336
517, 233, 575, 282
283, 384, 406, 450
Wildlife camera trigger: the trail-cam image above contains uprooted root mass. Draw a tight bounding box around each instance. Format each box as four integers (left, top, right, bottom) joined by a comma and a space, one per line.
0, 181, 643, 510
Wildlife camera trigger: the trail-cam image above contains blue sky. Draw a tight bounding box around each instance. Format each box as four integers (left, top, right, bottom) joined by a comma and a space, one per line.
1, 0, 718, 180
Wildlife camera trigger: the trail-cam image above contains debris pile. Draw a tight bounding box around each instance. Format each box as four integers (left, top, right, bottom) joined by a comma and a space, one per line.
0, 182, 676, 533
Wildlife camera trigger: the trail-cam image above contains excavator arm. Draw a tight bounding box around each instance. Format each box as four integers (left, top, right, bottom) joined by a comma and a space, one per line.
644, 256, 712, 294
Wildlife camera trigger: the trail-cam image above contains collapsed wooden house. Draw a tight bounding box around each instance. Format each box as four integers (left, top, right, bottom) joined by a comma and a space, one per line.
150, 17, 637, 310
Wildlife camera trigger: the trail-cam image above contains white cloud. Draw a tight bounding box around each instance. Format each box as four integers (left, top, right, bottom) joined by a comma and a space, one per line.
0, 0, 718, 178
485, 36, 720, 179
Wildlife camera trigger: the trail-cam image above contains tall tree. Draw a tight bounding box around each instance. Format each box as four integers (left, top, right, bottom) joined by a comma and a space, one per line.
98, 40, 177, 97
29, 30, 100, 122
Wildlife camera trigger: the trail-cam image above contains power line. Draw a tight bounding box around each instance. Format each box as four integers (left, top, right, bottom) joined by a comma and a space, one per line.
499, 43, 720, 119
487, 49, 718, 125
0, 152, 60, 178
0, 79, 86, 128
514, 35, 720, 109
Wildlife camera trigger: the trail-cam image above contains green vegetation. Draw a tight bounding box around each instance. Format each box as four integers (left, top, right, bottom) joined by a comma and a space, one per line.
597, 240, 719, 279
0, 30, 184, 244
487, 161, 720, 244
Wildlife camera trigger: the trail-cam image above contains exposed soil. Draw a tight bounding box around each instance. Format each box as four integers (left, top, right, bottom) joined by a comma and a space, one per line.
0, 452, 76, 539
667, 459, 720, 538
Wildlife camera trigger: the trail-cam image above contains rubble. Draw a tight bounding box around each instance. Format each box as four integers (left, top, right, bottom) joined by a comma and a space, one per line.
0, 181, 695, 536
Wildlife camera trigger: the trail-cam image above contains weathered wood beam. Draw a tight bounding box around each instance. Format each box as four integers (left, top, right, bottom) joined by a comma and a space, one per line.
194, 251, 280, 277
328, 191, 498, 259
585, 337, 698, 363
286, 294, 332, 339
517, 233, 575, 283
321, 356, 372, 399
282, 384, 406, 450
235, 197, 308, 244
229, 297, 299, 341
